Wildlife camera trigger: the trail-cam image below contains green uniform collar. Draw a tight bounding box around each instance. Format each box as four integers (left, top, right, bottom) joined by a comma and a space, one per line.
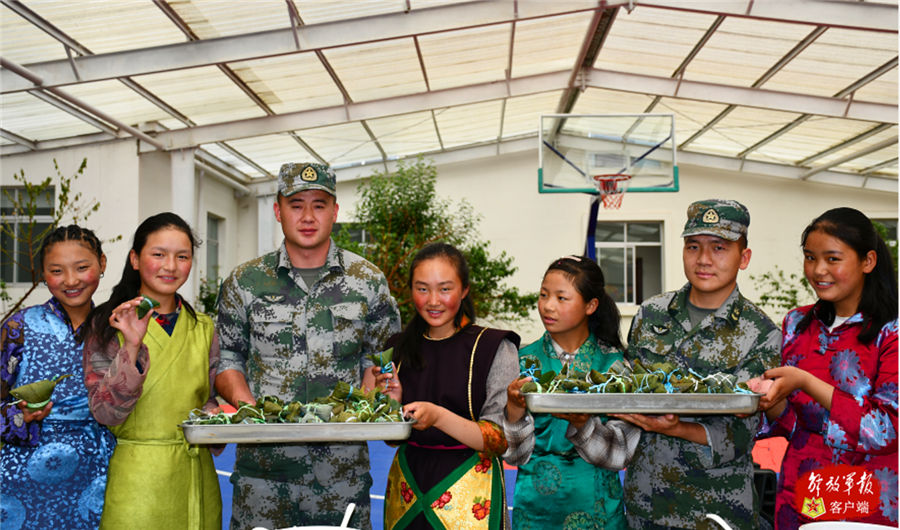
668, 282, 744, 329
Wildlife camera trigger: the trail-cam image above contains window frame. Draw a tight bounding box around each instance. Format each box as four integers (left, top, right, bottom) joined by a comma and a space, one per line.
594, 219, 666, 307
206, 213, 222, 282
1, 186, 55, 285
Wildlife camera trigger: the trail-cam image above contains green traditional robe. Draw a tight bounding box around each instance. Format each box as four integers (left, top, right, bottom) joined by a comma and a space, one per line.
512, 332, 626, 530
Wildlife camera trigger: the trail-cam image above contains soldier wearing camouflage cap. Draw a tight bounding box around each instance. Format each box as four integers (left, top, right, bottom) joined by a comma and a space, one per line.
616, 199, 780, 530
215, 162, 401, 530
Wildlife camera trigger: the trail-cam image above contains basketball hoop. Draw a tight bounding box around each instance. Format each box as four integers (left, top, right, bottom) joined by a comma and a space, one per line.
593, 174, 632, 210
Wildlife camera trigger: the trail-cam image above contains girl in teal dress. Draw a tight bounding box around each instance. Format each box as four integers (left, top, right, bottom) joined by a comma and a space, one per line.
504, 256, 640, 530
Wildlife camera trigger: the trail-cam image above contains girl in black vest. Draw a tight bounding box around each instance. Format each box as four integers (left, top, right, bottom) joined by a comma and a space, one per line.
376, 242, 520, 530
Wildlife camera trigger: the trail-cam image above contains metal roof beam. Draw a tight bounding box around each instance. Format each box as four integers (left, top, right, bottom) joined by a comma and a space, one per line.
679, 25, 827, 149
799, 136, 898, 180
2, 1, 601, 93
215, 142, 273, 178
141, 68, 896, 151
797, 123, 894, 166
0, 128, 35, 150
736, 57, 897, 158
625, 0, 896, 33
27, 90, 121, 137
860, 157, 898, 176
584, 68, 895, 123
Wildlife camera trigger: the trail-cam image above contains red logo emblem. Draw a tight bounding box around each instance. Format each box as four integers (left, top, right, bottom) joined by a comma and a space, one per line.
795, 465, 881, 521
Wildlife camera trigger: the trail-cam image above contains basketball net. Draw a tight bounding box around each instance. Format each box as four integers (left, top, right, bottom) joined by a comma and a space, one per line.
593, 174, 632, 210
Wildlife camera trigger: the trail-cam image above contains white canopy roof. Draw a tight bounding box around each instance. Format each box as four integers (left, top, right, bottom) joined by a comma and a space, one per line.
1, 0, 897, 192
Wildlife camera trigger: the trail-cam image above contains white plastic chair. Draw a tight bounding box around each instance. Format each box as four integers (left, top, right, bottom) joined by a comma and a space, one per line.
252, 503, 359, 530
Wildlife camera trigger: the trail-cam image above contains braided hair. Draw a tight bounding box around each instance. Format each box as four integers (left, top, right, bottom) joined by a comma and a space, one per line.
39, 224, 104, 270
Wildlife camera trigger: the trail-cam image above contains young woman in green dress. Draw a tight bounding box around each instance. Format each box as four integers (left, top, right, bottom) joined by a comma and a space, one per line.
82, 213, 222, 530
504, 256, 640, 530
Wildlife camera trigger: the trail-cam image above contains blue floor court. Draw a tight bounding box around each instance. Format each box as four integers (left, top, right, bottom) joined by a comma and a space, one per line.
214, 442, 627, 530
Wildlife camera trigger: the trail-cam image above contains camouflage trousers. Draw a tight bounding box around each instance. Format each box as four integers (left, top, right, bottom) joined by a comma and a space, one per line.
229, 472, 373, 530
626, 512, 693, 529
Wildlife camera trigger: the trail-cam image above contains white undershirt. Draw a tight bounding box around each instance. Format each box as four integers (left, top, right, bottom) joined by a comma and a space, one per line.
828, 315, 851, 332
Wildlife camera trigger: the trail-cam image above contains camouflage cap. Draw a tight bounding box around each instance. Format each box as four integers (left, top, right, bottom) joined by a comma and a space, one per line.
278, 162, 336, 198
681, 199, 750, 241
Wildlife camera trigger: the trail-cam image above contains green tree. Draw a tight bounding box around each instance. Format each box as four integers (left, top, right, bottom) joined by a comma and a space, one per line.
1, 159, 120, 322
750, 266, 816, 323
334, 157, 538, 325
872, 221, 898, 273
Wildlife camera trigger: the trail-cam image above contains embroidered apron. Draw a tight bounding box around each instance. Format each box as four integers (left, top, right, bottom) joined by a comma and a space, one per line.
384, 326, 516, 530
100, 312, 221, 530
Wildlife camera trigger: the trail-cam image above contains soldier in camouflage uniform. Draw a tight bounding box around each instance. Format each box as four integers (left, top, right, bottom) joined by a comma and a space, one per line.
215, 162, 401, 530
615, 199, 780, 530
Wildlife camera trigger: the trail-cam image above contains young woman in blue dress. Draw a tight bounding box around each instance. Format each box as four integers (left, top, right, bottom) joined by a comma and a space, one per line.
1, 225, 116, 530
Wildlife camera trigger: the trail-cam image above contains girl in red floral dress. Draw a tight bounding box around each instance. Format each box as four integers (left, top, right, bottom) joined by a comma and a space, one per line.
756, 207, 898, 529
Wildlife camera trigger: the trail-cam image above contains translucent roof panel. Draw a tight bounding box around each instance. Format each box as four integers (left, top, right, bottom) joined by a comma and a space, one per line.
365, 112, 442, 159
754, 118, 882, 166
596, 8, 720, 78
227, 54, 346, 114
22, 0, 186, 55
213, 134, 314, 177
433, 101, 503, 148
1, 92, 108, 141
512, 12, 594, 78
167, 0, 292, 39
299, 122, 383, 166
682, 18, 815, 87
690, 107, 804, 162
833, 144, 898, 174
852, 67, 898, 106
295, 1, 406, 25
571, 88, 657, 115
763, 28, 898, 97
417, 24, 511, 91
322, 40, 428, 102
200, 143, 268, 179
1, 5, 70, 65
131, 66, 267, 127
502, 91, 566, 139
653, 98, 733, 156
63, 80, 181, 131
809, 126, 898, 169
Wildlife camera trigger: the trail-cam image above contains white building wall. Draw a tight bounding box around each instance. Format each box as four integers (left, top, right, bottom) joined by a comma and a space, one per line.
4, 143, 896, 343
2, 141, 245, 316
1, 140, 141, 314
335, 150, 899, 345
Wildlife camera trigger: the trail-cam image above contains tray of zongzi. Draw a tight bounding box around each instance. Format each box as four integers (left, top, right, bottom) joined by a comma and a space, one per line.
181, 382, 414, 444
521, 359, 762, 415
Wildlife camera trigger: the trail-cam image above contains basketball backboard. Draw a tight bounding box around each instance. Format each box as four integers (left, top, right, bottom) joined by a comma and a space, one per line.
539, 113, 679, 195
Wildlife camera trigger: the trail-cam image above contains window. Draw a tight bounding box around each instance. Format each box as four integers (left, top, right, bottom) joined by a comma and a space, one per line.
1, 187, 54, 284
595, 221, 663, 305
206, 215, 220, 282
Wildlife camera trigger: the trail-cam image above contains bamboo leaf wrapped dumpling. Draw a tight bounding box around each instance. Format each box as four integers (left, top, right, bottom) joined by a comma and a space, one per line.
367, 348, 394, 374
10, 374, 73, 409
135, 295, 161, 319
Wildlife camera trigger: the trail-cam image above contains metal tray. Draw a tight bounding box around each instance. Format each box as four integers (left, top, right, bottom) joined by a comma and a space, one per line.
524, 393, 762, 415
181, 420, 415, 444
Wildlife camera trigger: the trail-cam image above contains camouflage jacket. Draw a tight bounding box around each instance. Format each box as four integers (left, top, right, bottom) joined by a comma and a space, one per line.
217, 239, 400, 487
625, 283, 780, 530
